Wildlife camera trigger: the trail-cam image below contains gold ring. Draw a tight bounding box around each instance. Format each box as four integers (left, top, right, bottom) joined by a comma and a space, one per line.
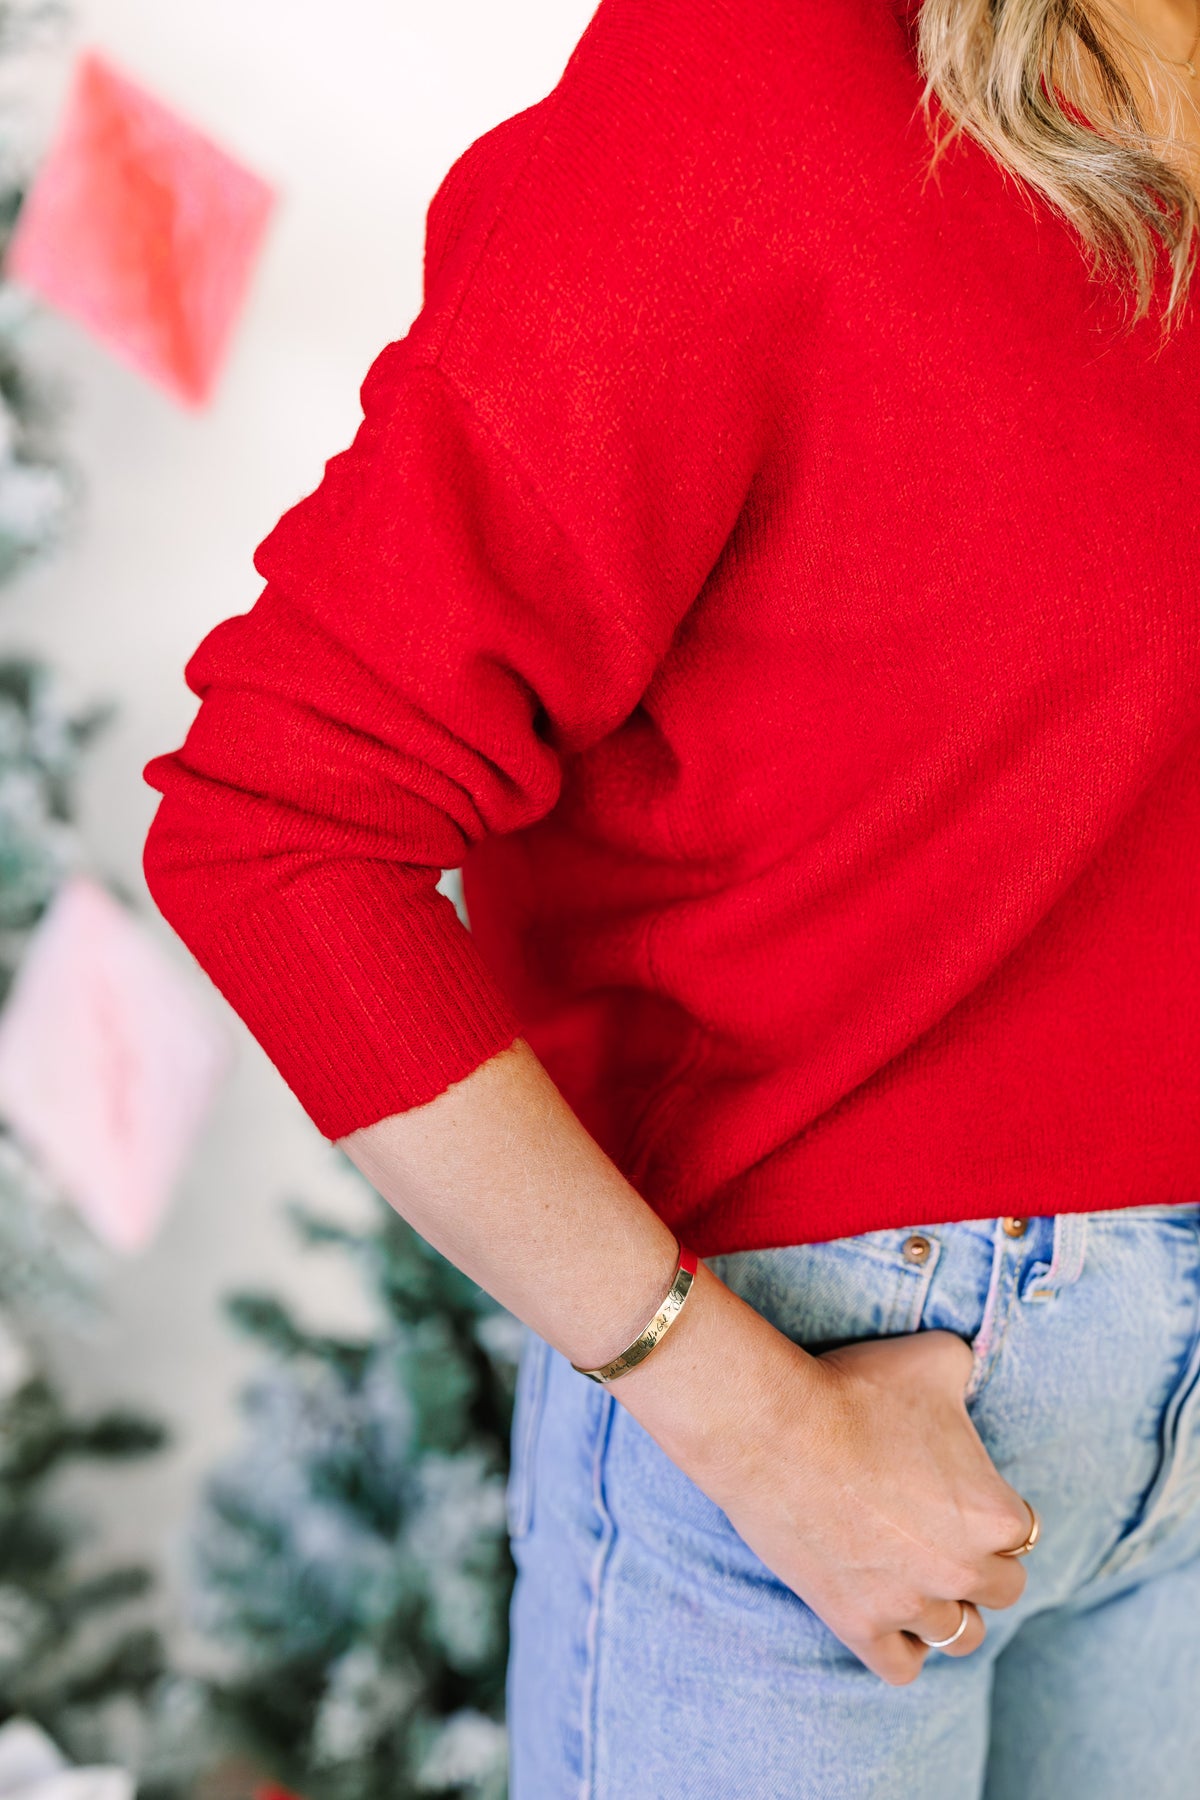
998, 1497, 1040, 1557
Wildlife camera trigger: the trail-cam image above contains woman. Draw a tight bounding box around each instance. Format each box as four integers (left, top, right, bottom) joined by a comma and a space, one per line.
141, 0, 1200, 1791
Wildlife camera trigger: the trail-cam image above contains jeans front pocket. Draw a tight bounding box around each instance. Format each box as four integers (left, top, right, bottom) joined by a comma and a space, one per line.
707, 1224, 946, 1354
506, 1325, 551, 1542
709, 1217, 1008, 1402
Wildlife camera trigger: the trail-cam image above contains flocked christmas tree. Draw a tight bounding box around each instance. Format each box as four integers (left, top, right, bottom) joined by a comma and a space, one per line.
189, 1175, 524, 1800
0, 4, 202, 1789
0, 661, 202, 1791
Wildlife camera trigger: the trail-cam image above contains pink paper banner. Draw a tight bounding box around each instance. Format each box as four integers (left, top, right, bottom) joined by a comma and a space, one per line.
5, 49, 277, 406
0, 874, 234, 1253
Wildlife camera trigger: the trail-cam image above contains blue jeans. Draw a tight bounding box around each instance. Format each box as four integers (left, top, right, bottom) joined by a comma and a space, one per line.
505, 1204, 1200, 1797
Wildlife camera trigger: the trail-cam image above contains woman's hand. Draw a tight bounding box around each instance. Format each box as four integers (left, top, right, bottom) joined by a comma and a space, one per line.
617, 1266, 1031, 1686
335, 1038, 1027, 1687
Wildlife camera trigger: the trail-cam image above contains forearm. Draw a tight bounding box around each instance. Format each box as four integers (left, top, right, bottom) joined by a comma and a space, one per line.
336, 1034, 823, 1471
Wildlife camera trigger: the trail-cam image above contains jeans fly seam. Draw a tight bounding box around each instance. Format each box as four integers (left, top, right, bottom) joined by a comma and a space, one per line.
578, 1390, 618, 1800
1126, 1280, 1200, 1548
1084, 1273, 1200, 1586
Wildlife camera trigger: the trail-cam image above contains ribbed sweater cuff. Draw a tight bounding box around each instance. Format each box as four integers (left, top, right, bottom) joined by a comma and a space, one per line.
158, 857, 524, 1141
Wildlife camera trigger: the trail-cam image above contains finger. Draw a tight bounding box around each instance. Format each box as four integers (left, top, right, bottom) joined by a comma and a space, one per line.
934, 1326, 977, 1384
853, 1631, 929, 1687
904, 1599, 986, 1660
963, 1552, 1027, 1612
899, 1327, 975, 1386
995, 1493, 1040, 1556
932, 1602, 986, 1659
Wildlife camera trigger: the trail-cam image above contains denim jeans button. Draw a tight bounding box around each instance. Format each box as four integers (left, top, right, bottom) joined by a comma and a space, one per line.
1002, 1216, 1029, 1238
902, 1232, 933, 1263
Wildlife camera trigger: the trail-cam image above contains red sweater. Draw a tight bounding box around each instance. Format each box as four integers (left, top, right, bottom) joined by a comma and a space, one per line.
142, 0, 1200, 1258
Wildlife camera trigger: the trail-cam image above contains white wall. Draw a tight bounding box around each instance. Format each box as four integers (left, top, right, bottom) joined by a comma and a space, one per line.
0, 0, 595, 1651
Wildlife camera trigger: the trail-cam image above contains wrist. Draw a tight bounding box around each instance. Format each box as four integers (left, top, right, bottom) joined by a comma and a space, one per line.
609, 1260, 834, 1485
569, 1242, 698, 1383
554, 1226, 684, 1372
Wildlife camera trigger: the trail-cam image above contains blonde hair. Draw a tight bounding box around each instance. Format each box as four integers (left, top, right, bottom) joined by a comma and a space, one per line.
915, 0, 1200, 332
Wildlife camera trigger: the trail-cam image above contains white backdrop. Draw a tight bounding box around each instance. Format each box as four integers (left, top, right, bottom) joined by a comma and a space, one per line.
1, 0, 595, 1647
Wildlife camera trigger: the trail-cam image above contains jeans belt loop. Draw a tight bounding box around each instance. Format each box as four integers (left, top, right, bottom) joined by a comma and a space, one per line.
1036, 1211, 1088, 1298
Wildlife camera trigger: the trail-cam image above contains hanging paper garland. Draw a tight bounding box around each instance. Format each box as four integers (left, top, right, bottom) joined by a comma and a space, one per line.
0, 871, 233, 1253
4, 48, 277, 407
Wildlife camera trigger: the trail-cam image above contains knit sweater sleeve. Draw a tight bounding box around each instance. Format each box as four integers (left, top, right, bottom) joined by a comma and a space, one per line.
141, 0, 788, 1141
